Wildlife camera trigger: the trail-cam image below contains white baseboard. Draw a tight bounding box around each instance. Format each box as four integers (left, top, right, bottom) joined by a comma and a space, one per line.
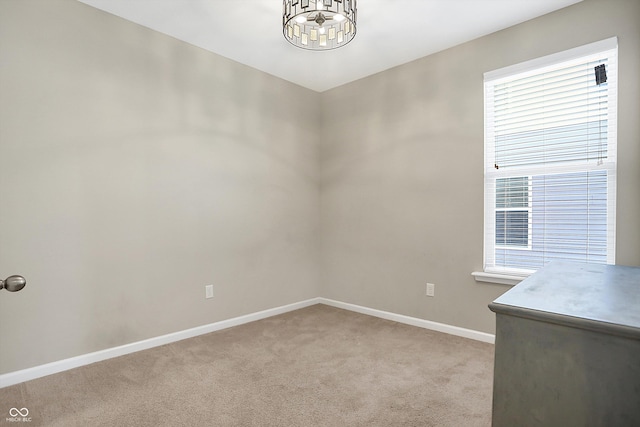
0, 297, 321, 388
0, 296, 494, 389
319, 298, 496, 344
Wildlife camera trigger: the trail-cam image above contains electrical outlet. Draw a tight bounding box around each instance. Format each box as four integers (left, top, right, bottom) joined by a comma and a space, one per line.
426, 283, 435, 297
205, 285, 214, 299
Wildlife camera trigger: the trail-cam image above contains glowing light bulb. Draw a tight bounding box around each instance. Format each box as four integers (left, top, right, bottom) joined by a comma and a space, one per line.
295, 15, 306, 23
319, 26, 325, 34
334, 14, 345, 22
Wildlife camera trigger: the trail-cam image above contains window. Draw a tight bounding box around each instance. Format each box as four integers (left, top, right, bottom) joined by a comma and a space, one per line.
480, 38, 617, 281
495, 176, 531, 249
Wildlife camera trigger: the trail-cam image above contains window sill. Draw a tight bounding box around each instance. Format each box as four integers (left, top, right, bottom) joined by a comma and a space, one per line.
471, 271, 528, 286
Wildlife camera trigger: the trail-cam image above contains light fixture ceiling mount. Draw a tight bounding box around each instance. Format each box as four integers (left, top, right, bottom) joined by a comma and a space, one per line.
283, 0, 357, 51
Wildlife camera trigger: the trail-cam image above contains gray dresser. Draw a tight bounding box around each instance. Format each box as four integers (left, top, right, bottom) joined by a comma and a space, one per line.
489, 262, 640, 427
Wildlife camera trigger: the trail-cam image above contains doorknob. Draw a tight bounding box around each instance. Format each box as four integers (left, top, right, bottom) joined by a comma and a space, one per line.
0, 275, 26, 292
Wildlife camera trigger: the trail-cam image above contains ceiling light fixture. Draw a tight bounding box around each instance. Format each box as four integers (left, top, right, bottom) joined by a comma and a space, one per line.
283, 0, 357, 51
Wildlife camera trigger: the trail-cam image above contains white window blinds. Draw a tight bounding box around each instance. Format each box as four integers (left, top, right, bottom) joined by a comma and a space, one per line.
483, 38, 617, 277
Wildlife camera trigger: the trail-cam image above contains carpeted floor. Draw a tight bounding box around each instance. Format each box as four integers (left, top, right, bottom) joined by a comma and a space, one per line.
0, 304, 494, 426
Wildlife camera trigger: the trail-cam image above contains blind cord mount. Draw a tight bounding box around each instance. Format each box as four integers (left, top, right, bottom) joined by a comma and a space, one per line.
595, 64, 607, 85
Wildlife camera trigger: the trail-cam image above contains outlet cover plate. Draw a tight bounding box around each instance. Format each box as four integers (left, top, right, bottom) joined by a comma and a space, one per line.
426, 283, 435, 297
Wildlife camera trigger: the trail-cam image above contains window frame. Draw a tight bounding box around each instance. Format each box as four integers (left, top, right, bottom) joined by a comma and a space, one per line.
475, 38, 618, 285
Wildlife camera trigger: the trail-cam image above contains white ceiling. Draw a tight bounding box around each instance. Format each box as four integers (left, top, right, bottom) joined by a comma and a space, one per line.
78, 0, 582, 92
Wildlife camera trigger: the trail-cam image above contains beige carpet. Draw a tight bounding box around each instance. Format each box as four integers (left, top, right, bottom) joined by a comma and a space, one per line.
0, 305, 494, 426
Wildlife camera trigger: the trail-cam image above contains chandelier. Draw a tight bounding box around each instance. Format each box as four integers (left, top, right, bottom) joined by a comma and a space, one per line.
283, 0, 357, 50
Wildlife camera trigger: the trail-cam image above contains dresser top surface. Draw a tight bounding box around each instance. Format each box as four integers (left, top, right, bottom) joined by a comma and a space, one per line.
490, 262, 640, 332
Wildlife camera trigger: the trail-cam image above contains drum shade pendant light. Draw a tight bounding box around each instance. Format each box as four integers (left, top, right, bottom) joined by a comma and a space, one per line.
283, 0, 357, 50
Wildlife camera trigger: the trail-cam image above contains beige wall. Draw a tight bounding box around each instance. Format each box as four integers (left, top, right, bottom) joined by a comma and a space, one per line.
320, 0, 640, 334
0, 0, 320, 374
1, 0, 639, 376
